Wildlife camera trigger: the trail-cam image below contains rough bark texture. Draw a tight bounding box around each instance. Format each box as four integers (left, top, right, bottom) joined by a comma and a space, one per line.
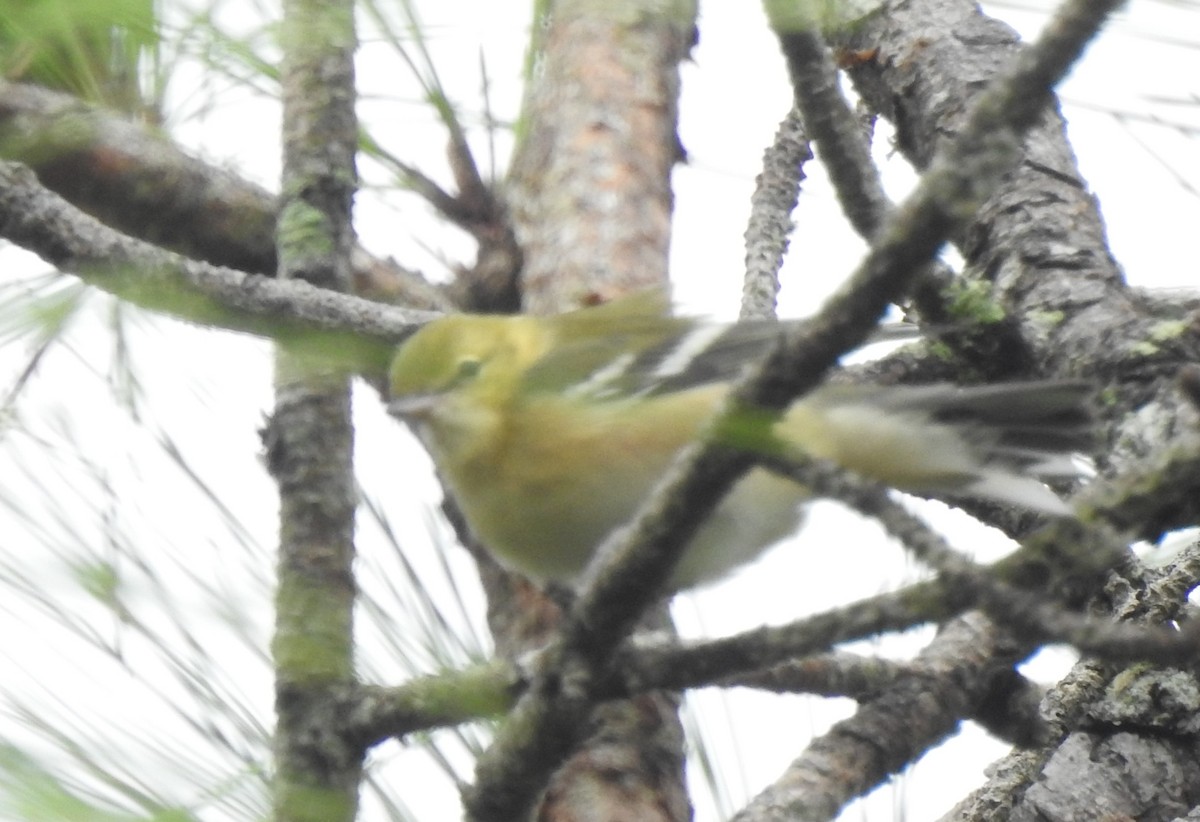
460, 2, 699, 821
837, 0, 1165, 392
5, 0, 1200, 820
734, 614, 1026, 821
721, 0, 1200, 817
0, 81, 443, 306
508, 0, 695, 314
269, 1, 362, 820
0, 81, 277, 274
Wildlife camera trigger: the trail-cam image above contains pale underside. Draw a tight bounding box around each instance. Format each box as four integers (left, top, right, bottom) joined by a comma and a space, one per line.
420, 382, 1069, 589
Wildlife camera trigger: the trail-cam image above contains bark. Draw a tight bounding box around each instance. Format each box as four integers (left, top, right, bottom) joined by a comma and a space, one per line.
733, 614, 1026, 822
857, 1, 1200, 816
508, 0, 695, 314
4, 0, 1200, 820
461, 2, 699, 820
0, 81, 445, 306
716, 0, 1200, 817
268, 1, 362, 820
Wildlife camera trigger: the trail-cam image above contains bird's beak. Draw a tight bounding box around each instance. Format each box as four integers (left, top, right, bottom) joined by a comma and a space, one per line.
387, 393, 440, 421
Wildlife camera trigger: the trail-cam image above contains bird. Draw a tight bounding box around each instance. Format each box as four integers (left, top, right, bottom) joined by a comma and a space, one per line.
388, 291, 1092, 590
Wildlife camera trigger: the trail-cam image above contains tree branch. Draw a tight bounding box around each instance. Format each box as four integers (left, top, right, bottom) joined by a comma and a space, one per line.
0, 80, 447, 307
464, 1, 1130, 816
733, 614, 1024, 821
0, 160, 433, 375
268, 0, 363, 818
741, 106, 811, 320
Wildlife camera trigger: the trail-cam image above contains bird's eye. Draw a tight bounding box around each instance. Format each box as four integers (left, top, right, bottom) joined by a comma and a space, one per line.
454, 357, 482, 383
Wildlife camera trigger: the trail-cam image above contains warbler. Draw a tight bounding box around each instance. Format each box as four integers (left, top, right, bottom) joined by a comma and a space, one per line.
388, 292, 1091, 590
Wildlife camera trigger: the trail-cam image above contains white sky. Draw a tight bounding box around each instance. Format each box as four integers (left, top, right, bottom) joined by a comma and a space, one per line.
2, 1, 1199, 820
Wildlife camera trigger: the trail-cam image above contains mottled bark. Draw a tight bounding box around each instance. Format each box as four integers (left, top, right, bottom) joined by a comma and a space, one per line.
269, 1, 362, 820
461, 3, 699, 821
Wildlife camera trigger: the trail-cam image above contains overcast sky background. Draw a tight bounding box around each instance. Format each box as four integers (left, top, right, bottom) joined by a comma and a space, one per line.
2, 1, 1199, 820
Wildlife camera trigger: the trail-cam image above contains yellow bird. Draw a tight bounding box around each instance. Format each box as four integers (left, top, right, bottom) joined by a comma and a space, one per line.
388, 293, 1091, 590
